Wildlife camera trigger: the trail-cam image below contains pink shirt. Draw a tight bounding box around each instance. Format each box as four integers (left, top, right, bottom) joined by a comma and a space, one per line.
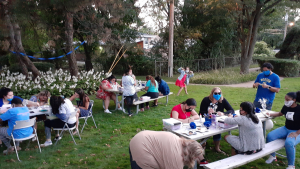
170, 104, 191, 119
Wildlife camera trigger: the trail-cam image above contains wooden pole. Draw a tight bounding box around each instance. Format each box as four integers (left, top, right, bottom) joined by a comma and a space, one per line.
168, 0, 174, 77
108, 49, 127, 73
109, 45, 124, 73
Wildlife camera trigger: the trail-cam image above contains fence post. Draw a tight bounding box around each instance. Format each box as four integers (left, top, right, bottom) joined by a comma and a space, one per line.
198, 60, 199, 72
155, 60, 156, 76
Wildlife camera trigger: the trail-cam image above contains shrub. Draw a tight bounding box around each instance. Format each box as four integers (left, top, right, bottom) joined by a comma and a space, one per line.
9, 62, 55, 73
255, 57, 300, 77
253, 41, 275, 57
190, 68, 259, 85
275, 26, 300, 59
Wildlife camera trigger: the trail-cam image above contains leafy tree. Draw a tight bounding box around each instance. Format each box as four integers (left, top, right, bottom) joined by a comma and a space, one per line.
275, 26, 300, 58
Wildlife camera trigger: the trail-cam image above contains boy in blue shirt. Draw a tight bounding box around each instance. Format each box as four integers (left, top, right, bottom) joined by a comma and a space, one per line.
0, 98, 33, 154
253, 62, 281, 110
153, 76, 170, 107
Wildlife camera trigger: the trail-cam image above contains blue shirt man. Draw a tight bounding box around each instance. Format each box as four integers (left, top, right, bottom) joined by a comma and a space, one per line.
253, 62, 281, 110
158, 79, 170, 96
0, 98, 33, 151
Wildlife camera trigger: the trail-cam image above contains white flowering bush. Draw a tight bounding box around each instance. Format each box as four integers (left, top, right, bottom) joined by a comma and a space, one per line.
0, 66, 104, 99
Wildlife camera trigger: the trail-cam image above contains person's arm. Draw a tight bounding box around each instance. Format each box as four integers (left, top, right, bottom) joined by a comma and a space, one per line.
267, 112, 283, 117
199, 98, 209, 116
69, 94, 77, 101
224, 116, 243, 125
190, 110, 199, 120
78, 99, 89, 110
253, 76, 260, 88
172, 111, 191, 123
101, 81, 112, 90
221, 98, 234, 115
144, 80, 150, 91
177, 67, 183, 73
189, 71, 194, 78
261, 83, 280, 93
27, 100, 39, 107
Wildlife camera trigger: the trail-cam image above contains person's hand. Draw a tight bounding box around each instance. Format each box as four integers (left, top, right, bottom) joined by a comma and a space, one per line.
208, 108, 214, 115
190, 71, 193, 74
217, 111, 224, 116
254, 82, 260, 88
266, 112, 271, 117
188, 117, 194, 123
74, 92, 80, 97
228, 114, 233, 118
288, 132, 299, 139
36, 102, 40, 107
234, 114, 239, 117
262, 83, 269, 89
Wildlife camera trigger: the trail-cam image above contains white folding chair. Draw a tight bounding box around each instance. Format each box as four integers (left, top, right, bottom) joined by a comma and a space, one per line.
11, 118, 41, 162
79, 100, 97, 133
52, 111, 81, 145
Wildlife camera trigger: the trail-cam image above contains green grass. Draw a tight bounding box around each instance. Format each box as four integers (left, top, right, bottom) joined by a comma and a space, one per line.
1, 77, 300, 169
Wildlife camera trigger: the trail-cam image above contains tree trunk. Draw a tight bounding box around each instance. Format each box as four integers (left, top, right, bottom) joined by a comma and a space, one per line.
13, 22, 40, 78
77, 33, 93, 71
65, 12, 78, 77
240, 3, 262, 74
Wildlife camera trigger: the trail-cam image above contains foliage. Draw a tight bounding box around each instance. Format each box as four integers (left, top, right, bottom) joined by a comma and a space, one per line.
257, 32, 283, 49
190, 67, 259, 85
0, 55, 10, 67
255, 57, 300, 77
253, 41, 275, 57
9, 62, 55, 73
275, 26, 300, 59
1, 78, 300, 168
0, 66, 103, 99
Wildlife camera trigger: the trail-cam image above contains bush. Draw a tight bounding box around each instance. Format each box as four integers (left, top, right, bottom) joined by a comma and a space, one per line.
0, 55, 9, 67
275, 26, 300, 59
255, 57, 300, 77
9, 62, 55, 73
253, 41, 275, 57
190, 68, 259, 85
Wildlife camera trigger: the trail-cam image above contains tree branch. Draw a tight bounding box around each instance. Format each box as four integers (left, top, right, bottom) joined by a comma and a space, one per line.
262, 0, 283, 14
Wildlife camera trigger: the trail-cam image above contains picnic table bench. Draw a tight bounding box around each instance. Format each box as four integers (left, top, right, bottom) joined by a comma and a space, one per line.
204, 139, 285, 169
132, 92, 173, 114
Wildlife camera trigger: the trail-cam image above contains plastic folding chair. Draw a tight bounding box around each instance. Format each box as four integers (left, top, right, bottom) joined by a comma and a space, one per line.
79, 100, 97, 133
52, 111, 81, 145
11, 118, 41, 162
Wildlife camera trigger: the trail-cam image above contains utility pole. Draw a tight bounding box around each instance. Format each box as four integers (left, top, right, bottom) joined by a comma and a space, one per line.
168, 0, 174, 77
283, 12, 288, 40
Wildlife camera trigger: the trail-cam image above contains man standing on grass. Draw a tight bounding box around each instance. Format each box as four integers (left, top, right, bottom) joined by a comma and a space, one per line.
253, 62, 281, 110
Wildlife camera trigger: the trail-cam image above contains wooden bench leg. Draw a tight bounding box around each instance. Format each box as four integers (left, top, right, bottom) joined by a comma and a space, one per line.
228, 131, 232, 135
136, 105, 139, 114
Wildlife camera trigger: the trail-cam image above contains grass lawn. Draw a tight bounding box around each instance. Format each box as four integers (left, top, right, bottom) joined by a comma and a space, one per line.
1, 76, 299, 169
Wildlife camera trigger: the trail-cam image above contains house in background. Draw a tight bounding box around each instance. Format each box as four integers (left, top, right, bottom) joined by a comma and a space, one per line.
135, 34, 159, 52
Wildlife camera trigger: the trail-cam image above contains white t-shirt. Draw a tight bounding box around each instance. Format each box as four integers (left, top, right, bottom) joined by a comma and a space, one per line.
122, 75, 135, 96
59, 99, 76, 124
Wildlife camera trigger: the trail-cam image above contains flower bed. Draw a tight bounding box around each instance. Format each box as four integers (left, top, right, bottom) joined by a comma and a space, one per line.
0, 66, 103, 99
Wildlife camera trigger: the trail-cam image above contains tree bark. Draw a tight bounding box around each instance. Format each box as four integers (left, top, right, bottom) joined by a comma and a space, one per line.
76, 33, 93, 71
65, 11, 78, 77
13, 22, 40, 78
240, 3, 263, 74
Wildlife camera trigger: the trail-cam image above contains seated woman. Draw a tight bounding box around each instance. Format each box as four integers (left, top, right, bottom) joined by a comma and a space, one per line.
0, 87, 38, 113
170, 98, 199, 123
96, 75, 123, 114
41, 96, 77, 147
69, 88, 90, 132
153, 75, 170, 107
139, 75, 159, 112
265, 92, 300, 169
199, 87, 234, 153
122, 69, 138, 117
29, 90, 51, 106
224, 102, 265, 155
129, 130, 208, 169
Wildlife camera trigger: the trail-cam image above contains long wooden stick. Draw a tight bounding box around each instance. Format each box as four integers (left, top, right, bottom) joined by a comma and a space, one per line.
108, 49, 127, 73
109, 45, 124, 73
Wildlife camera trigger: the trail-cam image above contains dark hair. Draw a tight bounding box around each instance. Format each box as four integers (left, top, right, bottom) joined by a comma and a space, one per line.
106, 75, 116, 81
286, 92, 297, 100
50, 96, 65, 114
0, 87, 13, 98
181, 98, 197, 107
296, 91, 300, 103
155, 76, 162, 83
75, 88, 87, 106
11, 98, 22, 105
240, 102, 259, 124
146, 75, 156, 87
262, 62, 274, 70
124, 69, 130, 75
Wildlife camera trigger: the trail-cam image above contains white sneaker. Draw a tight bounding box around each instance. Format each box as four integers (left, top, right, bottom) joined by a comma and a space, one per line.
265, 155, 276, 164
286, 165, 295, 169
41, 141, 52, 147
117, 107, 125, 111
104, 109, 112, 114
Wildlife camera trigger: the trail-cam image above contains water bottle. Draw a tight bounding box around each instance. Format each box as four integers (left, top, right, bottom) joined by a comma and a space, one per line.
211, 114, 216, 128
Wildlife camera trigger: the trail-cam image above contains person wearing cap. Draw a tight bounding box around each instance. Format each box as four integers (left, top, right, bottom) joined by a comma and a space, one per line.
0, 98, 33, 154
253, 62, 280, 110
265, 92, 300, 169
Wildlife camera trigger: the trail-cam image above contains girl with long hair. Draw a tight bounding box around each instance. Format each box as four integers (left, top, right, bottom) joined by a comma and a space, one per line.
224, 102, 265, 155
139, 75, 159, 112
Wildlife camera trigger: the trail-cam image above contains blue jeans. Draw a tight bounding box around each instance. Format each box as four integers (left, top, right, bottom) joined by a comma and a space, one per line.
266, 126, 300, 165
213, 134, 221, 141
253, 100, 272, 110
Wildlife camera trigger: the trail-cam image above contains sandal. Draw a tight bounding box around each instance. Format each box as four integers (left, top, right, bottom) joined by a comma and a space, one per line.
215, 149, 226, 155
